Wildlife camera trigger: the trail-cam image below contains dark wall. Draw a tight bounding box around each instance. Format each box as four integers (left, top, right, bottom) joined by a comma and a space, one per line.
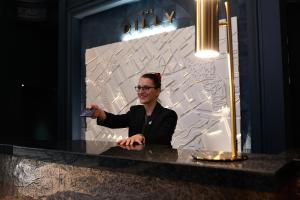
81, 0, 238, 49
234, 0, 297, 153
1, 0, 58, 148
82, 0, 192, 49
284, 0, 300, 149
1, 1, 18, 140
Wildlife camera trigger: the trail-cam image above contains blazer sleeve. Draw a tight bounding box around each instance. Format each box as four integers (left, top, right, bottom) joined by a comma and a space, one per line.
97, 111, 130, 129
159, 110, 177, 144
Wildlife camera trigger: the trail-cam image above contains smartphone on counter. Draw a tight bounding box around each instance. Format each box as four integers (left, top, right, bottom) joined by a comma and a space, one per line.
80, 108, 96, 117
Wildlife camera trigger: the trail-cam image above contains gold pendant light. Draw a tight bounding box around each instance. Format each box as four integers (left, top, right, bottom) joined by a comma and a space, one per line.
195, 0, 219, 58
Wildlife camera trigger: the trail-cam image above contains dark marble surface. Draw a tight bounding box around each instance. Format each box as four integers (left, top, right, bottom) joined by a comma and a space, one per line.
0, 140, 297, 193
280, 149, 300, 161
0, 152, 288, 200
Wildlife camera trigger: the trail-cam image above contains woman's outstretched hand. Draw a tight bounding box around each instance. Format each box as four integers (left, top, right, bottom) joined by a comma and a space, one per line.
89, 104, 107, 120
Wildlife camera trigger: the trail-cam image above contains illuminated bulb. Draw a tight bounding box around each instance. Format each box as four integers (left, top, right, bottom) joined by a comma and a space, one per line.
122, 24, 177, 41
194, 50, 220, 58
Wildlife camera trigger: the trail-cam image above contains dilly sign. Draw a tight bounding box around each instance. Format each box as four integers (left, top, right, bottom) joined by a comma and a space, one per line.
122, 8, 176, 41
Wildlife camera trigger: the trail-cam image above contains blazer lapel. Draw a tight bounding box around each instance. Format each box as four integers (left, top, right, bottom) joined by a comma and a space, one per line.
147, 102, 163, 133
137, 106, 146, 132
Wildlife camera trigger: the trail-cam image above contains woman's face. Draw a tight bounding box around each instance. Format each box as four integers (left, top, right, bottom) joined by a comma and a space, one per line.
137, 77, 160, 105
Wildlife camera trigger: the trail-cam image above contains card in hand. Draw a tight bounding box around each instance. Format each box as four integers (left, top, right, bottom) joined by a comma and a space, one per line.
80, 108, 96, 117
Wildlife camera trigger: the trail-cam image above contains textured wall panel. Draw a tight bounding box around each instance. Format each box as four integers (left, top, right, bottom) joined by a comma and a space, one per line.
84, 17, 240, 151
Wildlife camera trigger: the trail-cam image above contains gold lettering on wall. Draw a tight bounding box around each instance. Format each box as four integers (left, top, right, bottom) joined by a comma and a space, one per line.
142, 16, 148, 28
153, 15, 160, 26
165, 11, 175, 23
124, 24, 131, 33
123, 8, 175, 33
135, 18, 138, 30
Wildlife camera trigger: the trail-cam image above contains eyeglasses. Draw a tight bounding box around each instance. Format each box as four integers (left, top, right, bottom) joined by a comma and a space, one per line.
134, 85, 156, 92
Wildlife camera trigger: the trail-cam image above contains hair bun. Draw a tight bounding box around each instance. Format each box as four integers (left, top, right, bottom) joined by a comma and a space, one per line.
154, 73, 161, 80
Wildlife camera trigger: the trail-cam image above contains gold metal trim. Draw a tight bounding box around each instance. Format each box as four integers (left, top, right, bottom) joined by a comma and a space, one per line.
192, 150, 247, 161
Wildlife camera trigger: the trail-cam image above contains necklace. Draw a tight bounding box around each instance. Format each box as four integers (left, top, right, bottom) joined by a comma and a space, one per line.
145, 115, 152, 125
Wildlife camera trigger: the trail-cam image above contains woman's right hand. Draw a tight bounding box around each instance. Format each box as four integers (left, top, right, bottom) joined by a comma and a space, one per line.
89, 104, 107, 120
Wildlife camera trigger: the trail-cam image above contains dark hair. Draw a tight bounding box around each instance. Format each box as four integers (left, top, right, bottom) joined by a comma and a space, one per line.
141, 73, 161, 89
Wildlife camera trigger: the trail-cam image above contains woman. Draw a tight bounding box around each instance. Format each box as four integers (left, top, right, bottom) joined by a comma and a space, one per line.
90, 73, 178, 146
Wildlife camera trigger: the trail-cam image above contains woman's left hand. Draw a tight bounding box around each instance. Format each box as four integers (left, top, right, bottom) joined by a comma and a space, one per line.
117, 134, 145, 146
118, 143, 145, 151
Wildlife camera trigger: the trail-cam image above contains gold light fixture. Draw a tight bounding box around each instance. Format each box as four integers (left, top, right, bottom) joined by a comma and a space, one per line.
193, 0, 247, 161
194, 0, 219, 58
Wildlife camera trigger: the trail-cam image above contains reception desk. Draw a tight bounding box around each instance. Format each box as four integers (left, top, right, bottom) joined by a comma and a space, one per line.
0, 141, 298, 199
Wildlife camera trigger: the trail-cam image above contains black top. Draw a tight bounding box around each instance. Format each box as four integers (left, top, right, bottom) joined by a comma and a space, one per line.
97, 102, 178, 145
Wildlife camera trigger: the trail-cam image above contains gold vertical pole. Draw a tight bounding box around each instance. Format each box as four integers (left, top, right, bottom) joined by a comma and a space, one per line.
224, 0, 237, 160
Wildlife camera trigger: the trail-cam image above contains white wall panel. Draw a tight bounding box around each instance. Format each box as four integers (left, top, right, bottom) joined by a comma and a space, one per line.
84, 17, 241, 151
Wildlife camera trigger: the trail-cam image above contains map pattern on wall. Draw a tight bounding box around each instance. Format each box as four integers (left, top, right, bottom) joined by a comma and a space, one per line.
85, 17, 240, 151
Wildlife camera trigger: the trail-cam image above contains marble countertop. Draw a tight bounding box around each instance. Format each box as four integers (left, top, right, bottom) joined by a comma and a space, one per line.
0, 140, 298, 192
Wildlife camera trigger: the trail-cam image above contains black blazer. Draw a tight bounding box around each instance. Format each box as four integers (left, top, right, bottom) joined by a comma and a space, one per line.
97, 102, 178, 145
